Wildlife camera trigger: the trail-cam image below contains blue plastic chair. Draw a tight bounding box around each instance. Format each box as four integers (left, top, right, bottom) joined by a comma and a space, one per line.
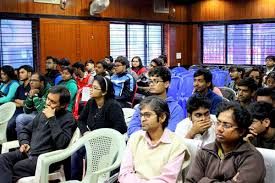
168, 76, 184, 100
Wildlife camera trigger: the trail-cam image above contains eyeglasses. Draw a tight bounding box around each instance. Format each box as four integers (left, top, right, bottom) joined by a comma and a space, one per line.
216, 121, 238, 129
140, 112, 157, 119
148, 79, 164, 85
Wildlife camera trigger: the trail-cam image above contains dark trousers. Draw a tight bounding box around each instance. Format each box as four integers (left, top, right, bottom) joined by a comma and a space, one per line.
71, 146, 86, 180
0, 150, 37, 183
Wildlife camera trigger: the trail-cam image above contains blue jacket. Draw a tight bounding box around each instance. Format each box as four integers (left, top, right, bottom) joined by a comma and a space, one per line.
111, 72, 135, 103
127, 96, 185, 137
194, 89, 223, 115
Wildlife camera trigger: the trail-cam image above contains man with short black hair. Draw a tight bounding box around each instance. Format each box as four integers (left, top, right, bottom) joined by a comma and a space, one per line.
0, 86, 76, 183
128, 66, 184, 136
193, 68, 223, 114
111, 56, 135, 108
72, 62, 93, 89
186, 102, 266, 183
245, 102, 275, 150
255, 87, 275, 107
237, 77, 258, 107
228, 65, 245, 91
85, 59, 96, 76
175, 95, 216, 146
95, 60, 110, 78
45, 56, 62, 86
265, 55, 275, 75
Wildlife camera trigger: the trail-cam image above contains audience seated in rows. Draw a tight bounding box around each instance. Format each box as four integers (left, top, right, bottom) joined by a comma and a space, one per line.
128, 66, 184, 136
45, 56, 62, 86
175, 95, 216, 146
0, 66, 19, 104
0, 86, 76, 183
58, 66, 78, 112
119, 96, 190, 183
227, 65, 245, 92
193, 68, 223, 114
7, 65, 33, 141
15, 73, 51, 136
71, 75, 127, 180
111, 56, 135, 108
185, 102, 266, 183
245, 102, 275, 150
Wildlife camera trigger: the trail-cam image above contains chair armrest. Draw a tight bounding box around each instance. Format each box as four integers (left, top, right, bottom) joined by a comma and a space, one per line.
1, 140, 19, 154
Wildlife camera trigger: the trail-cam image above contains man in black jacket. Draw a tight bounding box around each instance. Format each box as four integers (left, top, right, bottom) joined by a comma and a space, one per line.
0, 85, 76, 183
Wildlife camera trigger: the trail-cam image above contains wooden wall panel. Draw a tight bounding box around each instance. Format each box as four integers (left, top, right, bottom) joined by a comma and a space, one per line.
190, 0, 275, 22
40, 19, 109, 72
0, 0, 188, 22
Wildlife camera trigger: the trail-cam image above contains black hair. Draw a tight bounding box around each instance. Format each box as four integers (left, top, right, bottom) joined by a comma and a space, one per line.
58, 58, 70, 67
248, 102, 275, 128
151, 58, 164, 67
32, 72, 47, 86
48, 85, 71, 106
216, 101, 251, 134
93, 75, 114, 100
97, 60, 108, 70
105, 56, 113, 63
46, 56, 58, 64
72, 62, 85, 72
255, 88, 275, 101
194, 68, 213, 88
148, 66, 171, 82
1, 65, 16, 80
62, 66, 74, 76
131, 56, 143, 69
265, 55, 275, 62
85, 59, 94, 65
267, 71, 275, 80
187, 95, 211, 114
139, 96, 170, 129
18, 65, 33, 74
229, 65, 245, 78
238, 77, 258, 93
245, 67, 263, 88
158, 54, 167, 64
115, 56, 128, 66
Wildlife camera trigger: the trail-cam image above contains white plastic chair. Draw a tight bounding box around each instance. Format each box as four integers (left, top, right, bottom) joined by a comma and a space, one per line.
1, 128, 81, 183
256, 147, 275, 183
38, 128, 126, 183
122, 108, 135, 126
0, 102, 16, 144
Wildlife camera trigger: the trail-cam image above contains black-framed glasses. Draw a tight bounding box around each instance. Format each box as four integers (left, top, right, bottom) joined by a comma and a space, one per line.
216, 121, 238, 129
140, 112, 157, 119
148, 79, 164, 85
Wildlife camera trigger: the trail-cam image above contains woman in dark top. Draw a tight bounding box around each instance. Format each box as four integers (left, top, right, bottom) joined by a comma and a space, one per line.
71, 75, 127, 180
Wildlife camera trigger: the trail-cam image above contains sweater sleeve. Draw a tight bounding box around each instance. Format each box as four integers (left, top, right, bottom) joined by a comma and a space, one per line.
107, 101, 127, 134
0, 82, 19, 104
19, 120, 33, 146
77, 100, 91, 134
48, 115, 76, 150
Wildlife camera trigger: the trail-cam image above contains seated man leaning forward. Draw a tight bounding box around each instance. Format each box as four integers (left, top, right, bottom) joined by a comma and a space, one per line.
175, 95, 216, 146
119, 96, 190, 183
185, 101, 266, 183
0, 86, 76, 183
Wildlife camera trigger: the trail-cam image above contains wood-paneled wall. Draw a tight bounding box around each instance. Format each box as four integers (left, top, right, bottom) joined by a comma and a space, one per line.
190, 0, 275, 22
40, 18, 109, 72
0, 0, 188, 22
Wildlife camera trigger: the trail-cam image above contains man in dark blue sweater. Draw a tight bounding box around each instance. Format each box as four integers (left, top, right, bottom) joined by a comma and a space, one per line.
0, 86, 76, 183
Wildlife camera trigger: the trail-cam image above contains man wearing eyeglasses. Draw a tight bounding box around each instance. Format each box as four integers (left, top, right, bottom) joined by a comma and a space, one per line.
245, 102, 275, 150
111, 56, 135, 108
175, 95, 216, 146
128, 66, 184, 137
186, 102, 266, 183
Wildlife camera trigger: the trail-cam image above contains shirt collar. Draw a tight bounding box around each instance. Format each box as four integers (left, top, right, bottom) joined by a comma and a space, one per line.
141, 129, 172, 147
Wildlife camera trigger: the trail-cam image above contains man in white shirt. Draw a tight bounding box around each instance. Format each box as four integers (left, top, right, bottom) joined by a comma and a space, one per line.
175, 95, 216, 146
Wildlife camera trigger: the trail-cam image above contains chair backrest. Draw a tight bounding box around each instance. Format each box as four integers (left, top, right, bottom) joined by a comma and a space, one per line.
0, 102, 16, 144
218, 87, 236, 101
122, 108, 135, 126
83, 128, 126, 183
168, 76, 183, 100
256, 147, 275, 183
